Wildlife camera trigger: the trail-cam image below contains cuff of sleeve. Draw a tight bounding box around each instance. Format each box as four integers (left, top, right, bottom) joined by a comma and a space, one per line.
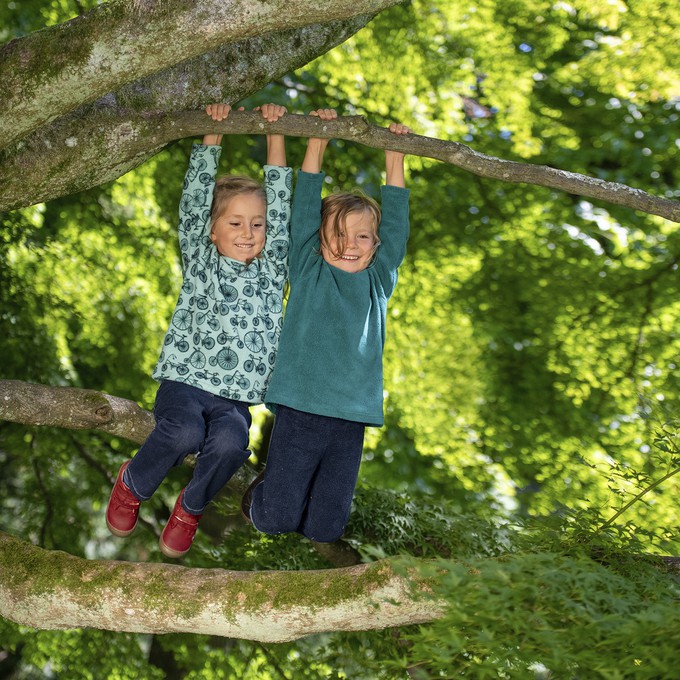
264, 165, 293, 173
381, 185, 410, 199
297, 170, 326, 181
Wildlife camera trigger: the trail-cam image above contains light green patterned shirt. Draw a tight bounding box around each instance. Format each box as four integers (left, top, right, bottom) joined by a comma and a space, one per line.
153, 144, 292, 403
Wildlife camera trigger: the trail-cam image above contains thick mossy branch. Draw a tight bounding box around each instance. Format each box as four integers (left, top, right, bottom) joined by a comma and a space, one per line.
0, 0, 402, 150
0, 531, 441, 642
0, 17, 374, 213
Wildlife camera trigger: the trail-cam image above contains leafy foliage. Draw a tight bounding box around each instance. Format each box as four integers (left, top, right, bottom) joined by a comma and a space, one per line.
1, 0, 679, 677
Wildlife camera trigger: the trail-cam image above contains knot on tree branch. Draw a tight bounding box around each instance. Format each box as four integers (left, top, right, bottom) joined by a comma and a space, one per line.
94, 404, 113, 421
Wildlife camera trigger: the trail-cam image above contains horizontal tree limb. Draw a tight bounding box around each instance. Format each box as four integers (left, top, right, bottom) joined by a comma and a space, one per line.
0, 379, 259, 495
0, 0, 402, 150
2, 531, 678, 641
0, 16, 373, 212
3, 112, 677, 222
176, 112, 678, 222
0, 531, 440, 642
0, 379, 153, 442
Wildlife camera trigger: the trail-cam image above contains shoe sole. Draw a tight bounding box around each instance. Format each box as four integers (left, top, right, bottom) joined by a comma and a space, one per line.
241, 470, 265, 525
106, 519, 136, 538
159, 538, 189, 559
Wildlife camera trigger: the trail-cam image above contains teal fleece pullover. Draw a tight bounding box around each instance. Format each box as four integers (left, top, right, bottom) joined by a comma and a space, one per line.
265, 170, 410, 427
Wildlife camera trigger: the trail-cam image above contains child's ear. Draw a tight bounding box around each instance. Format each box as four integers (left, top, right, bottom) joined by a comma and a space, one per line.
209, 229, 216, 243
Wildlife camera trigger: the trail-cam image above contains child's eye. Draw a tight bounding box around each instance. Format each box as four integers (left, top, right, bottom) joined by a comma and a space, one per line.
252, 223, 265, 229
229, 222, 241, 227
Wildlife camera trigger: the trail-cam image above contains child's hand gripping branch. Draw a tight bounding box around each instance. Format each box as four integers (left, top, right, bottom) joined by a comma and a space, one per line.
302, 109, 411, 185
204, 102, 287, 166
300, 108, 337, 173
384, 122, 411, 188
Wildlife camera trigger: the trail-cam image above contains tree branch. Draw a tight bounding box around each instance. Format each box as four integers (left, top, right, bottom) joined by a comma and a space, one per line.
0, 0, 402, 150
0, 379, 257, 494
0, 379, 154, 442
0, 531, 441, 642
179, 113, 674, 222
1, 531, 678, 641
3, 112, 676, 221
0, 16, 376, 212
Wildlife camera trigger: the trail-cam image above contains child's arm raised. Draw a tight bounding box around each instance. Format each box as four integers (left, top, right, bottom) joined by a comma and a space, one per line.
385, 122, 411, 188
301, 108, 337, 173
257, 103, 287, 167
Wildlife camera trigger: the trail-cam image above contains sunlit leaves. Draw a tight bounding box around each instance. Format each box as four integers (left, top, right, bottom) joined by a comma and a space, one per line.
1, 0, 679, 677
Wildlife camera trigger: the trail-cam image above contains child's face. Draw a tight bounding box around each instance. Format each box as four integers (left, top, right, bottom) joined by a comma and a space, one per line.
210, 193, 266, 263
321, 210, 378, 273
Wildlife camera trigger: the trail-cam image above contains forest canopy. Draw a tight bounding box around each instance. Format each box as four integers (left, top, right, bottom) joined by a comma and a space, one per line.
1, 0, 679, 678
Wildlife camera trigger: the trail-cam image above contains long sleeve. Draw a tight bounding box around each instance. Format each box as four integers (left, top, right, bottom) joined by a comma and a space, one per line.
288, 170, 325, 274
177, 144, 221, 276
373, 185, 410, 299
261, 165, 293, 283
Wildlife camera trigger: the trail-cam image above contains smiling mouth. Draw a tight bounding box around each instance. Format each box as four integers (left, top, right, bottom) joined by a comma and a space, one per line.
340, 255, 359, 261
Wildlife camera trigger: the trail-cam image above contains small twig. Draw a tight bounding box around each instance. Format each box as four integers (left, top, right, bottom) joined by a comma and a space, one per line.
597, 465, 680, 534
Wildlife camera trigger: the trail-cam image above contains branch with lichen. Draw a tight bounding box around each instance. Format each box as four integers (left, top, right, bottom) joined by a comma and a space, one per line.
0, 0, 402, 151
0, 531, 441, 641
3, 111, 676, 221
0, 14, 376, 212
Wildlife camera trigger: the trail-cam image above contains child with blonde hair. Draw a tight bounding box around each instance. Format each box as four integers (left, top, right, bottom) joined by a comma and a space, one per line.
107, 103, 292, 557
243, 108, 411, 542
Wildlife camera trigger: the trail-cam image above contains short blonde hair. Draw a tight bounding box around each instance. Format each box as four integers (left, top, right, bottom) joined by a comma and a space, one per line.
210, 176, 266, 226
319, 192, 381, 260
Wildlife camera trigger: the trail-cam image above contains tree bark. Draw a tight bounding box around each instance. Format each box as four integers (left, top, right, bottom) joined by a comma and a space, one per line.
0, 16, 375, 212
0, 531, 441, 642
0, 379, 153, 441
3, 111, 676, 221
0, 0, 402, 150
1, 530, 678, 641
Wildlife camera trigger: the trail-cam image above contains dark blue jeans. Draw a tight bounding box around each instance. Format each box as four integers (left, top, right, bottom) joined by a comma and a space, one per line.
124, 380, 251, 514
250, 405, 365, 542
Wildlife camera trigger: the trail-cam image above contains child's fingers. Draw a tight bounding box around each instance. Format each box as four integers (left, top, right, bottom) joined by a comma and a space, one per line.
310, 108, 337, 120
259, 103, 287, 122
388, 122, 412, 135
205, 103, 232, 121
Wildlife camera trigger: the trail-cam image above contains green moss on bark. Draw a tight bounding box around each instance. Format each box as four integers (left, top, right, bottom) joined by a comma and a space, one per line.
1, 532, 405, 624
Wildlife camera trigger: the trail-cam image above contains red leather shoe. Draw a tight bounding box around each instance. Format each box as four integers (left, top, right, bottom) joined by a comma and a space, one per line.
159, 490, 202, 558
106, 461, 141, 537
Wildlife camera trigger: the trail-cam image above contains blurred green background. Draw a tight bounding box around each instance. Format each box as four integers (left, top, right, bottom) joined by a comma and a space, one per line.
1, 0, 679, 677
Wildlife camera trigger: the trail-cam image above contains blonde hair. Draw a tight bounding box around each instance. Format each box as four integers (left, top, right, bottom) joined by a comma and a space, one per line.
319, 192, 381, 260
210, 176, 266, 225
